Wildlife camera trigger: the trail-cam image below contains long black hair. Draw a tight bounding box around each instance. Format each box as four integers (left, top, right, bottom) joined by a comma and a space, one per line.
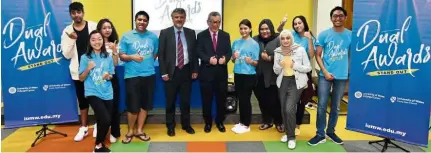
292, 15, 315, 38
97, 18, 119, 44
86, 30, 108, 59
257, 19, 278, 44
239, 19, 252, 37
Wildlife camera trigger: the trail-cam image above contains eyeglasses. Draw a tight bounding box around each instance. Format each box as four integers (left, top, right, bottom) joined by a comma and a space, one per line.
332, 14, 345, 19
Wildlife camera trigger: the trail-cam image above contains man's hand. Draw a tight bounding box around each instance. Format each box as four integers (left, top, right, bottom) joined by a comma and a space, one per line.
162, 75, 169, 81
210, 56, 217, 65
324, 71, 335, 81
192, 73, 198, 79
65, 31, 77, 39
218, 56, 226, 65
131, 54, 144, 62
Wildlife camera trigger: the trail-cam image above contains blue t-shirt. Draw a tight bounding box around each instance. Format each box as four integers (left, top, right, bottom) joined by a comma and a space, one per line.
232, 38, 260, 75
317, 28, 352, 80
119, 30, 159, 79
292, 30, 317, 60
79, 53, 115, 100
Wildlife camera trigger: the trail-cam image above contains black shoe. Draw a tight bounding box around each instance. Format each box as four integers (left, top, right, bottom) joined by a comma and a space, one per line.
216, 123, 225, 132
182, 126, 195, 134
167, 128, 175, 137
94, 145, 111, 152
204, 124, 212, 133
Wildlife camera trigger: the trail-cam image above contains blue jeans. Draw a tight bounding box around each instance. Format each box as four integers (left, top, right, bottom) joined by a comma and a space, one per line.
316, 76, 347, 137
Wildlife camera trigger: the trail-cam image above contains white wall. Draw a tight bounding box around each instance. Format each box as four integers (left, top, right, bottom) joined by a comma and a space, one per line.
311, 0, 343, 76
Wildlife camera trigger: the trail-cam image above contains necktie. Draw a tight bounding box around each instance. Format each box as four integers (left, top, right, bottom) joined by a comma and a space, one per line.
212, 32, 217, 52
177, 31, 184, 69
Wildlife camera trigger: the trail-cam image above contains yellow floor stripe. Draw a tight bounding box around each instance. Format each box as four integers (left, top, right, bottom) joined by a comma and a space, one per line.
3, 109, 429, 151
113, 109, 379, 142
1, 125, 55, 152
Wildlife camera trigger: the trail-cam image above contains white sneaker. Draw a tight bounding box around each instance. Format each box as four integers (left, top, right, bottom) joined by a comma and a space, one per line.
281, 135, 287, 142
109, 134, 117, 143
231, 123, 242, 131
288, 140, 296, 150
295, 128, 300, 136
232, 125, 250, 134
93, 123, 97, 138
74, 126, 88, 142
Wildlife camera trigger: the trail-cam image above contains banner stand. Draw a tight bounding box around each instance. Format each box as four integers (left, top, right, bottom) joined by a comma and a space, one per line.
369, 138, 410, 152
31, 124, 67, 147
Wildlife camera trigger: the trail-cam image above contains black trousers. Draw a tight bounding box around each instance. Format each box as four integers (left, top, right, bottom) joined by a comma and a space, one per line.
73, 80, 89, 110
297, 72, 313, 125
234, 74, 256, 126
200, 75, 227, 125
87, 96, 112, 145
254, 75, 282, 125
110, 73, 121, 137
165, 64, 192, 129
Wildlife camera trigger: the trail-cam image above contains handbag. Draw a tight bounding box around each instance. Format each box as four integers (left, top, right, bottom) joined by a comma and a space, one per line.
225, 82, 238, 113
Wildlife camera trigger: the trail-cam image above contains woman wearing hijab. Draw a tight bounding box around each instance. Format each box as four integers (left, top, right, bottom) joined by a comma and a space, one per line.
252, 19, 283, 132
273, 30, 311, 149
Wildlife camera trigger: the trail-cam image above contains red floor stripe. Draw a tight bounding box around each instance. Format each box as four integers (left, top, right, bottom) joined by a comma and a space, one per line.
26, 125, 110, 152
187, 141, 226, 152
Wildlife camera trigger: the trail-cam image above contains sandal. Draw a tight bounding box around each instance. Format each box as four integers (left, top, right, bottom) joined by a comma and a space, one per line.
259, 124, 273, 130
276, 125, 284, 133
121, 134, 133, 144
135, 133, 151, 141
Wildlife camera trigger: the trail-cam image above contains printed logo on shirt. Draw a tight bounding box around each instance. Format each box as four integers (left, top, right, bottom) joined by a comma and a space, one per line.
133, 40, 153, 59
327, 40, 348, 62
238, 52, 253, 64
90, 62, 106, 85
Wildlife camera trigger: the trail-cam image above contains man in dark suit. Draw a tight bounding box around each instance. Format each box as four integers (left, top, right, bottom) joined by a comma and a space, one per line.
196, 11, 232, 133
158, 8, 199, 136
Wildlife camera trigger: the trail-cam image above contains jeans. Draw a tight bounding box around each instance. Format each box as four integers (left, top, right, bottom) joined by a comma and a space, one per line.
316, 76, 347, 137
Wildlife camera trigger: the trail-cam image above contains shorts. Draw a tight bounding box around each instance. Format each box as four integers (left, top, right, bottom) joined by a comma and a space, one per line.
125, 75, 155, 113
74, 80, 89, 110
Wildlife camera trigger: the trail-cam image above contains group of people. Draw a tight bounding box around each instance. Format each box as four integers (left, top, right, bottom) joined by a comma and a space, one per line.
61, 2, 351, 152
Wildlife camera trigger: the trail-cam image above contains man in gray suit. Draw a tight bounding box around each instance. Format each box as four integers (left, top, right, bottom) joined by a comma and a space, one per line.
158, 8, 199, 137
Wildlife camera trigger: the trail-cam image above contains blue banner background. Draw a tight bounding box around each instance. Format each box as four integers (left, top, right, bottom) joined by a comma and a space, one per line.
347, 0, 431, 147
1, 0, 78, 128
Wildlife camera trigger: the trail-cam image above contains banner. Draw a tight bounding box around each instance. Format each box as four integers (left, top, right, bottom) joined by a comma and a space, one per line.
1, 0, 78, 128
347, 0, 431, 147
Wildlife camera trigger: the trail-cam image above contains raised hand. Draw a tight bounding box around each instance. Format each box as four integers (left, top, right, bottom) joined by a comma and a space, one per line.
65, 31, 78, 39
87, 60, 96, 70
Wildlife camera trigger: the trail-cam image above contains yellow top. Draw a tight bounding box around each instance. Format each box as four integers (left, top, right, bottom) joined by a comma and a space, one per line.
283, 56, 294, 76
